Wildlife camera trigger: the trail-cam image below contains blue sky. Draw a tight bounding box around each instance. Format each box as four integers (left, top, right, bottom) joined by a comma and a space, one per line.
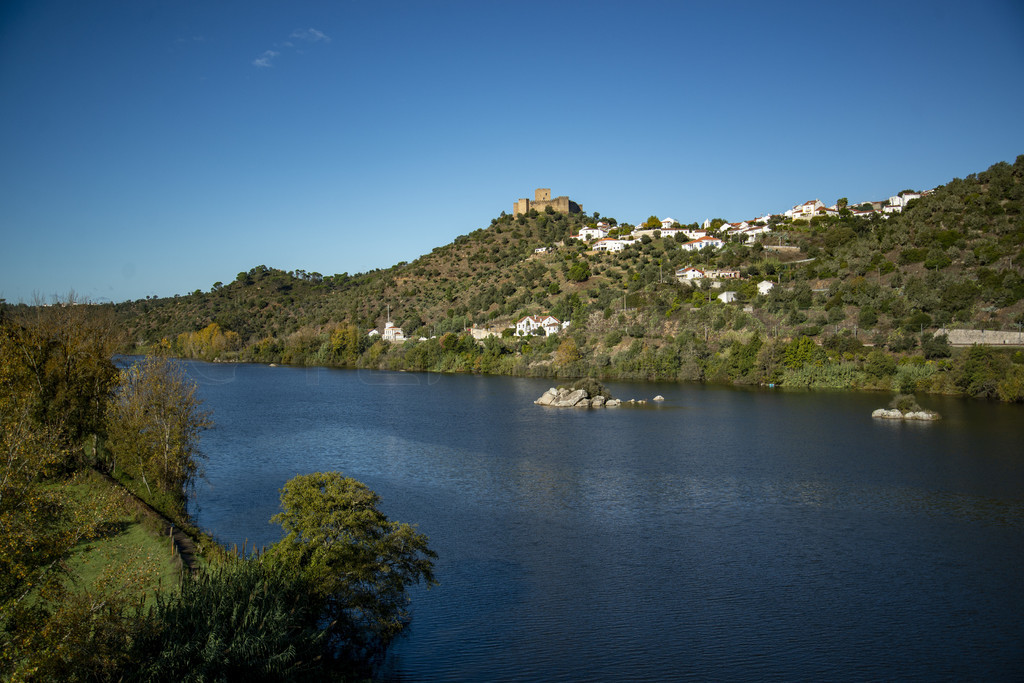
2, 0, 1022, 304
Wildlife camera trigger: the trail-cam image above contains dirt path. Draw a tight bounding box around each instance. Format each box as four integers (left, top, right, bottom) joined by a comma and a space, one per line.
165, 521, 201, 572
95, 470, 202, 573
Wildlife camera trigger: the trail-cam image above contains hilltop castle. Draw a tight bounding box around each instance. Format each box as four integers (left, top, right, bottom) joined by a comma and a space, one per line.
513, 188, 581, 216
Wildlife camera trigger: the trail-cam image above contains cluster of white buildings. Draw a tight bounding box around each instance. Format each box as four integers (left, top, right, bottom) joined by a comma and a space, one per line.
571, 215, 775, 254
783, 191, 929, 220
371, 187, 934, 342
373, 315, 572, 342
564, 187, 932, 257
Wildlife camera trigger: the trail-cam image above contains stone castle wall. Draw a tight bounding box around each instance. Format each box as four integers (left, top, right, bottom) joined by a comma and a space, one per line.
513, 188, 581, 216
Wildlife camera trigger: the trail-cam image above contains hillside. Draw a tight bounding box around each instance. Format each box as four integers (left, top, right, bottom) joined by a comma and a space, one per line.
99, 155, 1024, 400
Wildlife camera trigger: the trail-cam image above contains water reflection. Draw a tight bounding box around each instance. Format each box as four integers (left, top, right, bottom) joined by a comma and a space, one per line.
188, 364, 1024, 681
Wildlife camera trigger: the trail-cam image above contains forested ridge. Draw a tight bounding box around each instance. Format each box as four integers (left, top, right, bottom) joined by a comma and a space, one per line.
87, 155, 1024, 400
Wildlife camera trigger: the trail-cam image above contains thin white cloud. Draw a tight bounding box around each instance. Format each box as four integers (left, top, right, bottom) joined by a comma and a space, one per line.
252, 28, 329, 68
252, 50, 279, 68
290, 28, 331, 43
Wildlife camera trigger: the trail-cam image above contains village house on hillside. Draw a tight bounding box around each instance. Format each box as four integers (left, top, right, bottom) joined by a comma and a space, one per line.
592, 237, 636, 253
676, 266, 705, 281
574, 225, 609, 241
514, 315, 569, 337
680, 236, 724, 252
382, 321, 406, 342
676, 266, 741, 283
785, 199, 827, 219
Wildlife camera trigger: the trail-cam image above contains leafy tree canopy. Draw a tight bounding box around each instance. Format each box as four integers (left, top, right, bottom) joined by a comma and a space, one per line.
267, 472, 437, 662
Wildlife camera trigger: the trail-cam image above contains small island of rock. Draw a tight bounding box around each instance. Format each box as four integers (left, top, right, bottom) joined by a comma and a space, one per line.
872, 394, 941, 421
535, 379, 621, 408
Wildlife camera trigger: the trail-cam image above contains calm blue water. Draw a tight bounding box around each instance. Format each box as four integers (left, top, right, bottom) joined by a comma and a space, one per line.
183, 361, 1024, 681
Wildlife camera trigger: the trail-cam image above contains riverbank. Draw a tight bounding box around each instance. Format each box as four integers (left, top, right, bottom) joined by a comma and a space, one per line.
132, 330, 1024, 404
65, 470, 181, 601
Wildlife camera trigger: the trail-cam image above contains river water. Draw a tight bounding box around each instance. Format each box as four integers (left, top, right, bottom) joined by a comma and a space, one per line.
184, 361, 1024, 681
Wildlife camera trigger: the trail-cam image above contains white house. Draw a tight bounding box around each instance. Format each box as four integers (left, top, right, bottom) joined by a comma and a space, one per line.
757, 281, 775, 296
576, 226, 609, 241
592, 237, 635, 252
676, 266, 705, 281
660, 217, 678, 229
680, 236, 724, 252
785, 199, 825, 219
717, 291, 738, 303
883, 192, 924, 214
534, 246, 550, 254
683, 228, 708, 240
382, 321, 406, 342
514, 315, 566, 337
658, 227, 687, 240
742, 225, 772, 242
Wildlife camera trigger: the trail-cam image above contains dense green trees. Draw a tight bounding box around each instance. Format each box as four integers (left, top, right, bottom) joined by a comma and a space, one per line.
2, 300, 119, 460
104, 355, 213, 516
267, 472, 437, 663
0, 301, 141, 679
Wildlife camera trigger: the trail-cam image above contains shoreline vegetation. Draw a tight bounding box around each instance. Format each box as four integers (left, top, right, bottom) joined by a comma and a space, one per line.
1, 304, 436, 680
136, 332, 1024, 403
94, 154, 1024, 404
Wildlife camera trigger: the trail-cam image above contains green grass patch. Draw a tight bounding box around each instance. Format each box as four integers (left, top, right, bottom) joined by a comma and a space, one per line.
64, 472, 179, 604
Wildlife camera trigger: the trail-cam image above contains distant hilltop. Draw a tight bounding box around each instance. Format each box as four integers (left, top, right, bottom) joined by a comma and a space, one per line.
514, 188, 582, 216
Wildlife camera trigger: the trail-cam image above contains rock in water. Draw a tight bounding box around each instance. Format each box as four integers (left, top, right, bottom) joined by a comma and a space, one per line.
535, 382, 618, 408
872, 408, 940, 421
534, 388, 558, 406
904, 410, 940, 421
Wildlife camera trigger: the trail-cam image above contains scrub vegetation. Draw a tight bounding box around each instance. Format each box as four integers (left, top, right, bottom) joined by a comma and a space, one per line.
98, 155, 1024, 401
0, 303, 436, 680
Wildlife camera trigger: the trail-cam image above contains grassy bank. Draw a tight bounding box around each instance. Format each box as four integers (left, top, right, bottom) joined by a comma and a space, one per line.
64, 470, 180, 603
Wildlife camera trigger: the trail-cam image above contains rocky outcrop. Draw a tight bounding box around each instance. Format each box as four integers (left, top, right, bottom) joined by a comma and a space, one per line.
871, 408, 941, 421
535, 387, 621, 408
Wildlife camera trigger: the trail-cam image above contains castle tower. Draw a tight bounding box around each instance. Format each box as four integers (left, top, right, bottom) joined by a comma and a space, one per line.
535, 188, 551, 202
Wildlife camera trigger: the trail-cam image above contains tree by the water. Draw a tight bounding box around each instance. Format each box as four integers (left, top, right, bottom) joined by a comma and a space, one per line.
267, 472, 437, 665
104, 355, 212, 516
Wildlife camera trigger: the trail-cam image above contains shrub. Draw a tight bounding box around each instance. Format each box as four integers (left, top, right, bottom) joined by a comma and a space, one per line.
558, 377, 611, 399
126, 558, 326, 680
889, 394, 922, 412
